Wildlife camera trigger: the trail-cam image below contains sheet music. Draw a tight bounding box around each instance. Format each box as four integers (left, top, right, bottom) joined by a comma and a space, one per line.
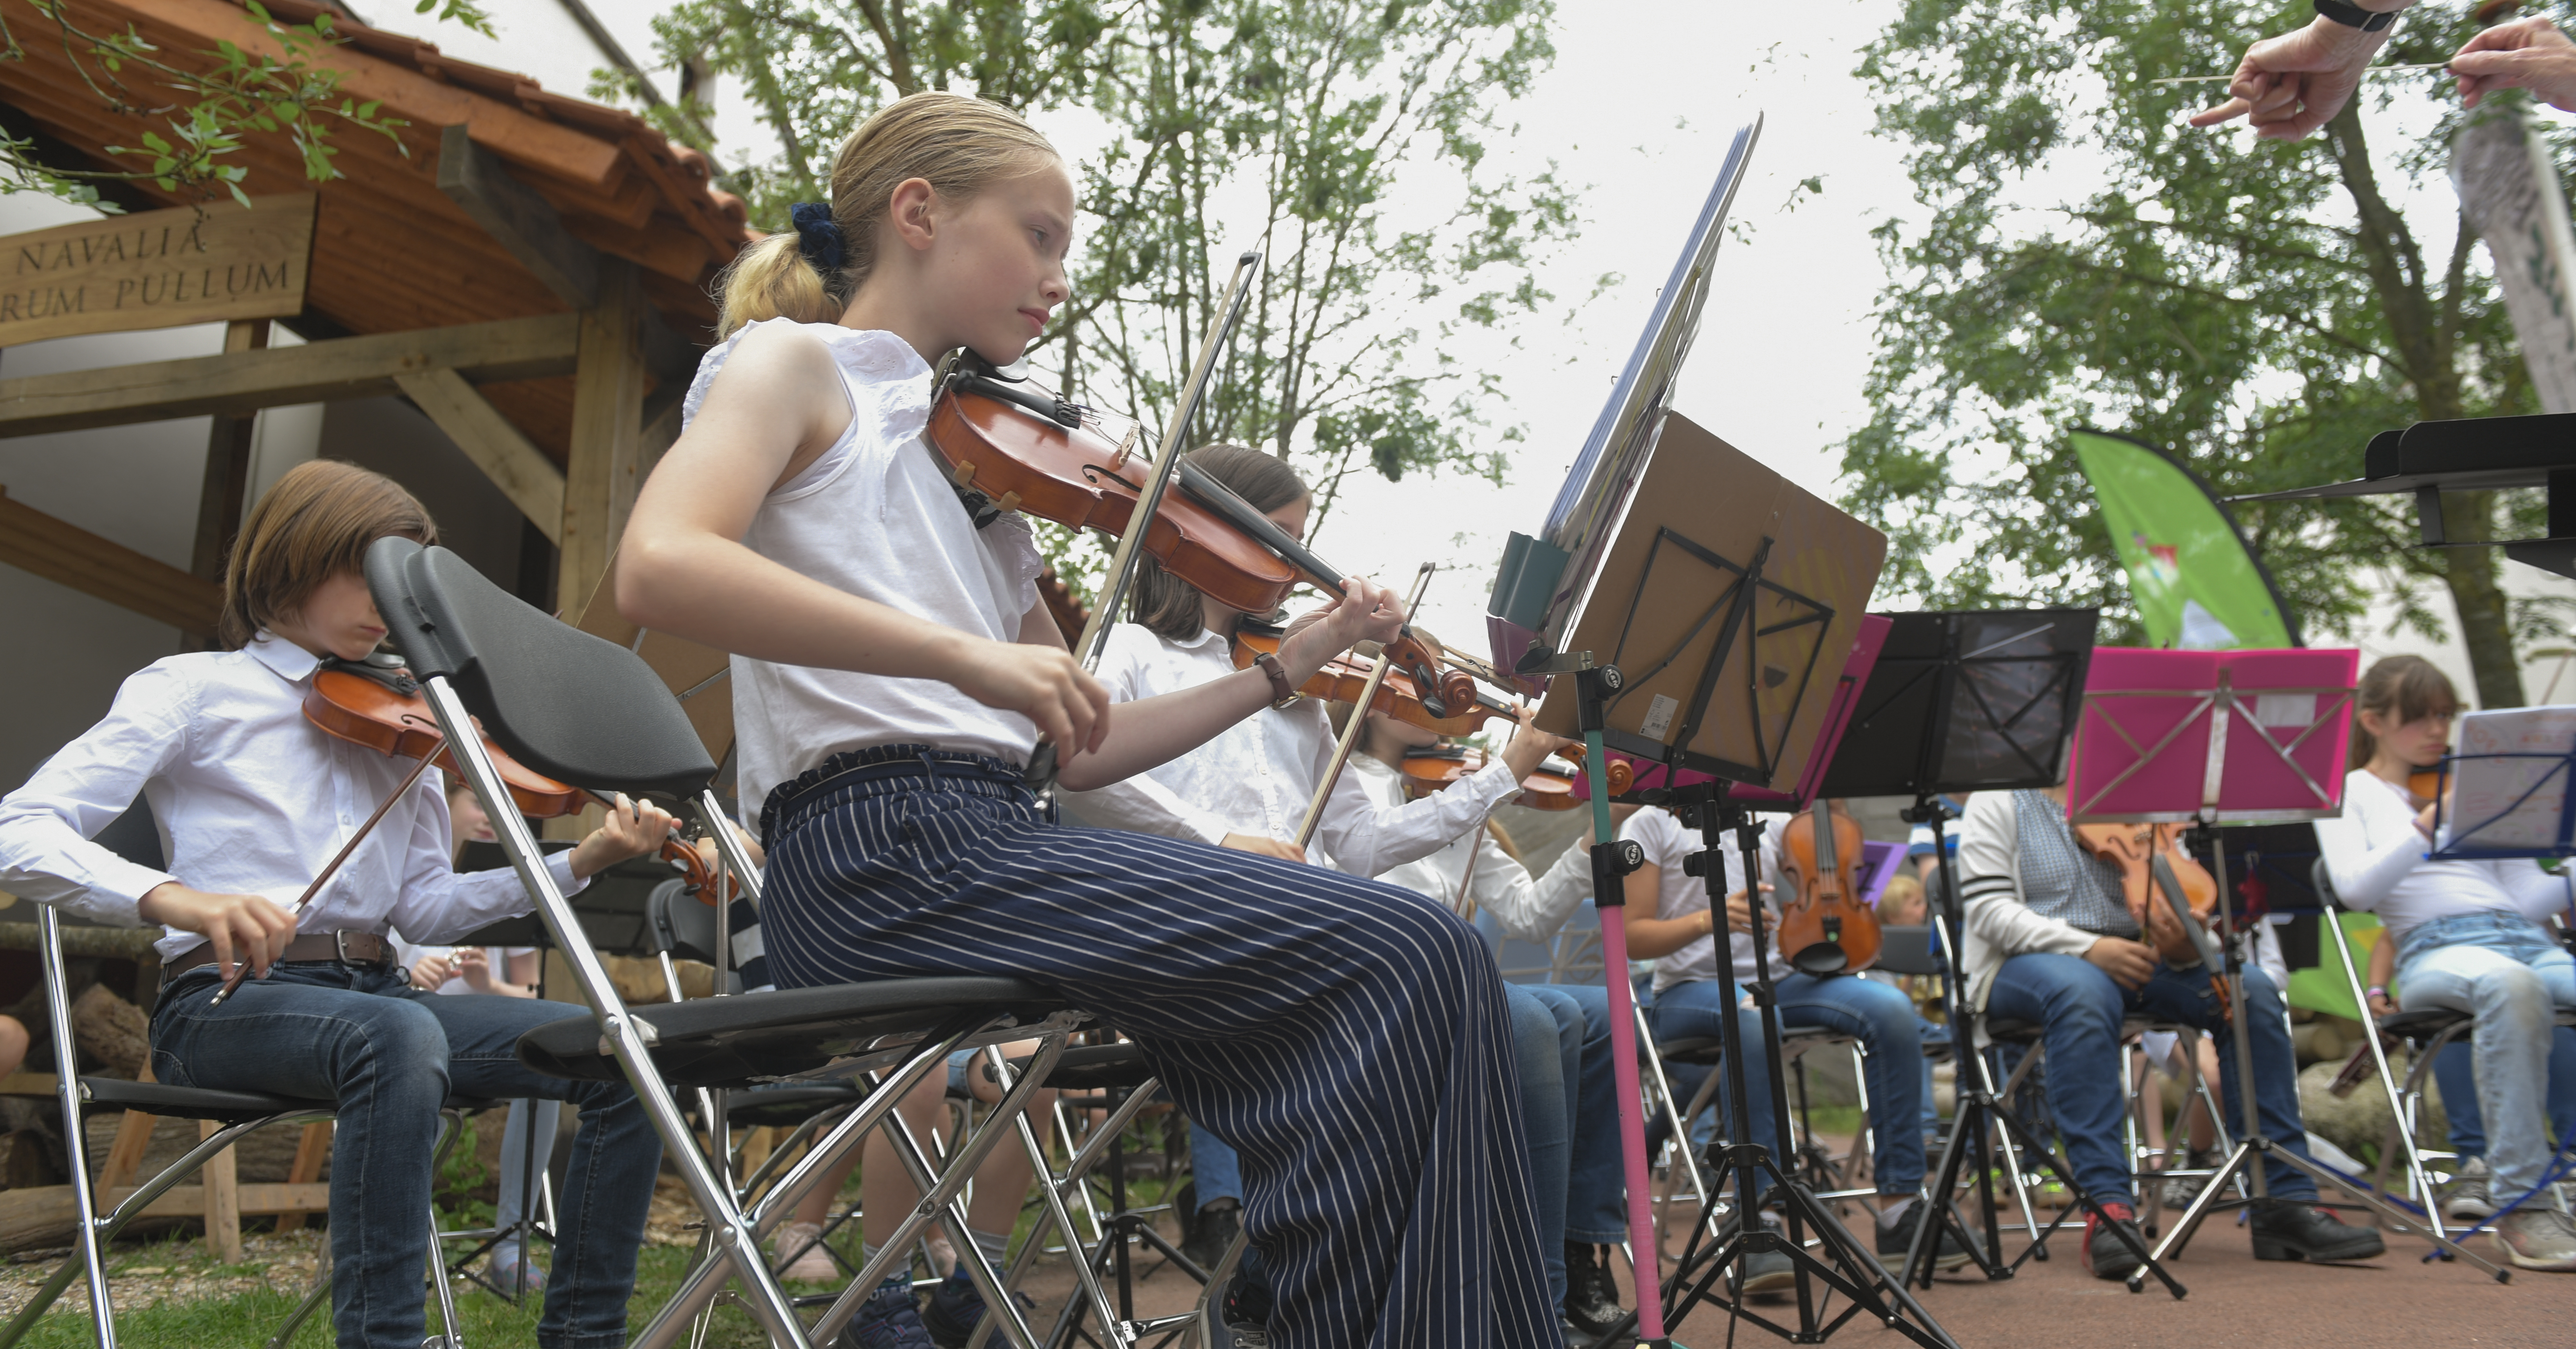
2452, 706, 2576, 850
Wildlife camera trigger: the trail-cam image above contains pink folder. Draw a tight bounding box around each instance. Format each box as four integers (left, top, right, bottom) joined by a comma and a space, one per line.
2067, 647, 2357, 823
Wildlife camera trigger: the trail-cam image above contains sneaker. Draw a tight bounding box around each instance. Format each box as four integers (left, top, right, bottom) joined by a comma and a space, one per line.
773, 1219, 839, 1281
2157, 1148, 2221, 1211
1214, 1263, 1273, 1349
2081, 1202, 2149, 1281
2444, 1157, 2498, 1222
2492, 1202, 2576, 1272
1717, 1208, 1797, 1299
1562, 1241, 1624, 1336
1876, 1202, 1976, 1272
844, 1273, 934, 1349
1181, 1199, 1242, 1276
485, 1242, 546, 1297
918, 1268, 985, 1348
2249, 1198, 2386, 1263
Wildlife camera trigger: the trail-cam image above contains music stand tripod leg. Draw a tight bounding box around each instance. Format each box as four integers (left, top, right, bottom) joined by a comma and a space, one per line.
2139, 828, 2509, 1285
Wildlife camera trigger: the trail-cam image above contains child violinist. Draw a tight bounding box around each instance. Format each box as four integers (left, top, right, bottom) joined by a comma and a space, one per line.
616, 91, 1554, 1348
0, 460, 678, 1349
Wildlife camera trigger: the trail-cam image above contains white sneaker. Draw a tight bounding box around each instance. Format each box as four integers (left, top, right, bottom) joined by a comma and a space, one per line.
773, 1219, 840, 1281
2491, 1201, 2576, 1272
2444, 1157, 2498, 1222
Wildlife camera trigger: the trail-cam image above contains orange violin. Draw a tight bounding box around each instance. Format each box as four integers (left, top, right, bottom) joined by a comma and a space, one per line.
305, 660, 584, 818
1229, 622, 1503, 736
1399, 745, 1582, 811
2073, 821, 2230, 1018
1777, 798, 1881, 974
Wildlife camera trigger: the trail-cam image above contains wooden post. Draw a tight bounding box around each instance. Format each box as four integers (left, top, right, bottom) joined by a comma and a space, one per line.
271, 1121, 334, 1233
197, 1117, 242, 1262
549, 259, 645, 843
186, 318, 268, 650
97, 1062, 158, 1195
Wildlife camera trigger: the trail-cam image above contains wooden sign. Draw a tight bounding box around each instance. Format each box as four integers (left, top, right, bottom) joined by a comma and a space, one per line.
0, 194, 316, 347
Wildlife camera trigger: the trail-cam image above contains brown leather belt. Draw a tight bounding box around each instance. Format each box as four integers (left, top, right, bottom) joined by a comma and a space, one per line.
161, 931, 395, 985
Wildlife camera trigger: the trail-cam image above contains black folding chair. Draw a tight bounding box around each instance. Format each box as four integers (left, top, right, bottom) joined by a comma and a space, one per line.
364, 538, 1084, 1348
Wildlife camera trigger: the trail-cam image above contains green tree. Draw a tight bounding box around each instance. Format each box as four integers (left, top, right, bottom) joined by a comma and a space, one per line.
1847, 0, 2567, 707
1, 0, 493, 209
634, 0, 1573, 593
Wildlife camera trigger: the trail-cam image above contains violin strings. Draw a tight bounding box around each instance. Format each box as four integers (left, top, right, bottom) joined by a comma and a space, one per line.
2150, 61, 2452, 86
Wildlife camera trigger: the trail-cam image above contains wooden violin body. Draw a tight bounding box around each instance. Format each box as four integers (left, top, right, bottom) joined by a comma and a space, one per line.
924, 362, 1471, 717
1399, 745, 1581, 811
304, 661, 583, 818
1777, 799, 1881, 974
1228, 623, 1493, 735
2073, 821, 2230, 1019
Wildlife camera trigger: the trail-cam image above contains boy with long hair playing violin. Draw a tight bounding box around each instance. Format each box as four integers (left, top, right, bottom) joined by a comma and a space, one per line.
617, 91, 1553, 1348
0, 459, 678, 1349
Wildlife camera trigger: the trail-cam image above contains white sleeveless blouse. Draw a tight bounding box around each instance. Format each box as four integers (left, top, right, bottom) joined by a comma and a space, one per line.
680, 320, 1044, 821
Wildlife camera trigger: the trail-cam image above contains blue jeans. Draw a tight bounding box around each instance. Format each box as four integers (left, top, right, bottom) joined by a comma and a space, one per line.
2397, 910, 2576, 1197
2434, 1027, 2576, 1159
150, 964, 660, 1349
1986, 952, 2315, 1206
492, 1096, 563, 1261
1650, 972, 1929, 1195
1191, 980, 1587, 1311
1553, 981, 1628, 1246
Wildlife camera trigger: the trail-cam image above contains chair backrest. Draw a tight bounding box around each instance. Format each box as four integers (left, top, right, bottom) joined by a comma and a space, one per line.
365, 538, 716, 799
647, 879, 721, 965
1872, 924, 1942, 976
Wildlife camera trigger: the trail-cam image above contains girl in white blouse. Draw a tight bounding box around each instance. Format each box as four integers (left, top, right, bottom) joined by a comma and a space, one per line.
2317, 654, 2576, 1270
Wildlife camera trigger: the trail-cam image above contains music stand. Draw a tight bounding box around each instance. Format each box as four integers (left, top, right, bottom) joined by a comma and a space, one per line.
1807, 610, 2167, 1292
1525, 415, 1952, 1349
2065, 648, 2507, 1283
2428, 706, 2576, 859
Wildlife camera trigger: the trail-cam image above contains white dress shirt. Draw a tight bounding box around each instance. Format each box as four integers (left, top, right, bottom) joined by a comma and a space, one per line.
0, 635, 584, 960
1627, 807, 1785, 992
1349, 756, 1593, 937
1062, 621, 1520, 877
2316, 769, 2573, 941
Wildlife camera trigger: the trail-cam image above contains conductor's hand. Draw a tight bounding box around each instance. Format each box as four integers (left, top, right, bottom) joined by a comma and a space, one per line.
2085, 935, 2161, 991
2189, 10, 2397, 140
951, 638, 1112, 761
139, 883, 297, 981
567, 792, 680, 880
1220, 833, 1307, 864
1499, 701, 1579, 783
2452, 15, 2576, 112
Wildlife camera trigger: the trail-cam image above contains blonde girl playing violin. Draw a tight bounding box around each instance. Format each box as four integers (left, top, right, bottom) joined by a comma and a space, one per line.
617, 92, 1553, 1348
0, 460, 678, 1349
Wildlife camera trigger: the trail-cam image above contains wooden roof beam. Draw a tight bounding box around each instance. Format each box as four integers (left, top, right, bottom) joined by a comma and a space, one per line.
438, 123, 598, 310
0, 314, 578, 439
0, 485, 221, 637
392, 368, 566, 545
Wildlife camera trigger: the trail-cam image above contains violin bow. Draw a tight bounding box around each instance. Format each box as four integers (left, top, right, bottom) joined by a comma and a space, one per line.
1026, 248, 1264, 795
1294, 563, 1439, 852
209, 748, 441, 1007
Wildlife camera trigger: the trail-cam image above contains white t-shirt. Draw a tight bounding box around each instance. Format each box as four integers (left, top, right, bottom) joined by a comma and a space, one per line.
684, 320, 1046, 824
2314, 769, 2572, 941
1349, 756, 1592, 937
1625, 807, 1783, 992
388, 937, 536, 996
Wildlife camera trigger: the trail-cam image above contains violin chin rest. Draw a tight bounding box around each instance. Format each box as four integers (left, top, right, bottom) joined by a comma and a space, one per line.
1790, 944, 1850, 976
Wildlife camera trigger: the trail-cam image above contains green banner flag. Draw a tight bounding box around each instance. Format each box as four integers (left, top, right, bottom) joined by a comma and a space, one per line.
2070, 429, 2298, 649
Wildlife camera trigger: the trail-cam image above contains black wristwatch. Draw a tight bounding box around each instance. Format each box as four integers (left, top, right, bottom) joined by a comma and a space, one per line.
2313, 0, 2400, 32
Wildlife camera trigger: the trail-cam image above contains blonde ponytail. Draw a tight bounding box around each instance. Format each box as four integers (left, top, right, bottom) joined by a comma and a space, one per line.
714, 92, 1060, 338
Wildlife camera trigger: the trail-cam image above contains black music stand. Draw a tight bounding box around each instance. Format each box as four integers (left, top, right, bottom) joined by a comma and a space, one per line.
1808, 610, 2181, 1294
1525, 424, 1950, 1349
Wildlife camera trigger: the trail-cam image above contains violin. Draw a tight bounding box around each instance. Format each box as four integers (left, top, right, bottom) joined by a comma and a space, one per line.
1399, 745, 1582, 811
1776, 799, 1881, 974
2407, 750, 2452, 807
309, 656, 724, 900
1228, 622, 1509, 735
306, 657, 583, 818
2073, 821, 2230, 1018
922, 356, 1471, 718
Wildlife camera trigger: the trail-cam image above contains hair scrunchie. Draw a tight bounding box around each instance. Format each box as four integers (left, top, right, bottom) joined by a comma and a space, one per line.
788, 202, 845, 273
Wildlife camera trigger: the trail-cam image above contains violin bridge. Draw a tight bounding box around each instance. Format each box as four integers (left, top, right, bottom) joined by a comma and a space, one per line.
1110, 425, 1139, 471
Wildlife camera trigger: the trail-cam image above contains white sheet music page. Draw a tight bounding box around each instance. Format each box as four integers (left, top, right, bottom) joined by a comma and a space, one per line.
2452, 706, 2576, 850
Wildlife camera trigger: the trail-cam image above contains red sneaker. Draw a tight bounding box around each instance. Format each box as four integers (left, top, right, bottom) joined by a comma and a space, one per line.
2082, 1202, 2148, 1281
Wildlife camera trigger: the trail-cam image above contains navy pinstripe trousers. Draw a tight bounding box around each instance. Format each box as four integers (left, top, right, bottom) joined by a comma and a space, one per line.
756, 748, 1557, 1349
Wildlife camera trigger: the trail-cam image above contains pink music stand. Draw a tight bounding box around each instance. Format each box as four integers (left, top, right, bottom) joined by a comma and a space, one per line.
2067, 647, 2358, 824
